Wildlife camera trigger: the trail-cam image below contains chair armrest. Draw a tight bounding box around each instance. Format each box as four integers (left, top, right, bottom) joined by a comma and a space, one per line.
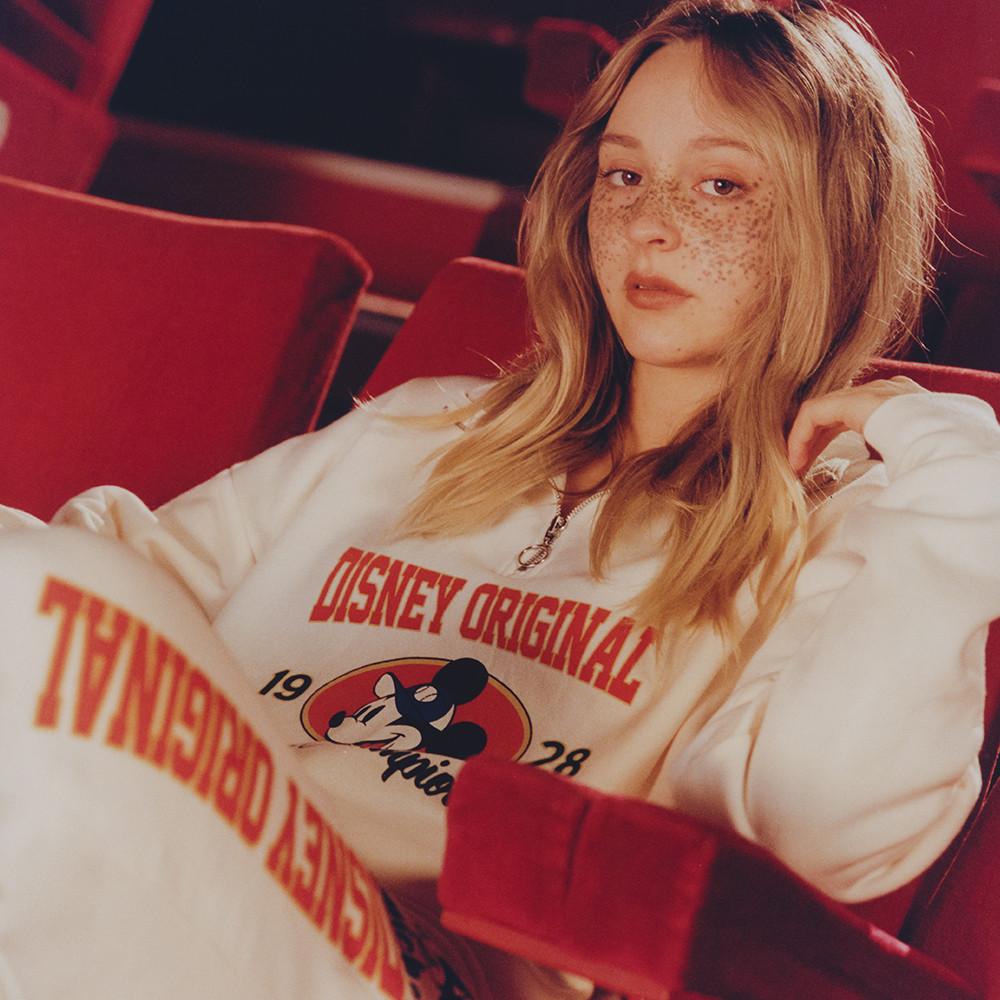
439, 758, 979, 1000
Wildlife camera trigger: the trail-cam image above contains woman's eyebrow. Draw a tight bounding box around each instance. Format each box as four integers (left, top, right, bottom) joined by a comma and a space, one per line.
599, 132, 642, 149
599, 131, 761, 159
688, 134, 760, 157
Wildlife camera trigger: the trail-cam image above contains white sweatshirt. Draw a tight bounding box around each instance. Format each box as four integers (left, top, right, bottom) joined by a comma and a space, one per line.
7, 376, 1000, 910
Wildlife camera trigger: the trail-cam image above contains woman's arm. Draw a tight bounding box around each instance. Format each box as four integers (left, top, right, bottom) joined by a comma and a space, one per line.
664, 386, 1000, 902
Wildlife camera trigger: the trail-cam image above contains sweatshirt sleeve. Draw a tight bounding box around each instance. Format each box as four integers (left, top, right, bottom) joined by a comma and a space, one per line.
0, 398, 382, 620
663, 390, 1000, 902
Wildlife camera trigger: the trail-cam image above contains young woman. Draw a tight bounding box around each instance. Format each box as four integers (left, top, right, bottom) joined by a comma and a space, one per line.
3, 1, 1000, 998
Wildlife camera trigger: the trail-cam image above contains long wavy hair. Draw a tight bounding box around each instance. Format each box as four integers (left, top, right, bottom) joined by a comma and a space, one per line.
397, 0, 941, 653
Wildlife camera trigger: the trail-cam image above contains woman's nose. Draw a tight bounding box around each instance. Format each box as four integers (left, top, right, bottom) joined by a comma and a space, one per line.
624, 193, 682, 250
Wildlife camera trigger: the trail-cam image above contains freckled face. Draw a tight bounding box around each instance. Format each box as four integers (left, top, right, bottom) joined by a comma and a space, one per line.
587, 39, 775, 374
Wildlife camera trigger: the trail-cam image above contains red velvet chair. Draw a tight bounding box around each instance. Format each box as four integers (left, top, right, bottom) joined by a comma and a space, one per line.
0, 0, 151, 104
50, 0, 153, 105
0, 1, 152, 189
0, 173, 371, 519
522, 18, 620, 122
962, 78, 1000, 209
365, 256, 1000, 1000
0, 46, 114, 189
89, 119, 511, 303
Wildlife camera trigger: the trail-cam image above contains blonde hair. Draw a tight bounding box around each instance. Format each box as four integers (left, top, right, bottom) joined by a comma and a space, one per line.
398, 0, 940, 651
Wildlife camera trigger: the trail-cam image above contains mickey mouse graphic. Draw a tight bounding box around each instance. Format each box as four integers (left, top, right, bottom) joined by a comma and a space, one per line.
324, 656, 489, 759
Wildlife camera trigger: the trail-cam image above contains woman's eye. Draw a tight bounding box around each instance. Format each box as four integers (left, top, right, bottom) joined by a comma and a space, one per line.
601, 168, 643, 188
697, 178, 743, 198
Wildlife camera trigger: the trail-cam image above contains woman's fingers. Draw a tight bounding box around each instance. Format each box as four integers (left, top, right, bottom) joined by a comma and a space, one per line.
787, 376, 925, 476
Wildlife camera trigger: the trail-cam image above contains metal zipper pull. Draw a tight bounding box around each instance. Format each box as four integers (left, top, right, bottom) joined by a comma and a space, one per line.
516, 512, 569, 571
515, 490, 606, 572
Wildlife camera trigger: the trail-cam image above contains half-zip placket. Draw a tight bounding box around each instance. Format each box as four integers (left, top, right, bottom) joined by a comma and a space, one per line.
515, 490, 606, 571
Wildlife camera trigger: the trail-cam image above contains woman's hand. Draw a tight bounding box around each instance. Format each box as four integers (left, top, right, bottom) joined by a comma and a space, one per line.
786, 376, 926, 476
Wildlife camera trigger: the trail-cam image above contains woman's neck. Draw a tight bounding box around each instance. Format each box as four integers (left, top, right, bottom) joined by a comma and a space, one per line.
623, 359, 724, 455
561, 360, 722, 508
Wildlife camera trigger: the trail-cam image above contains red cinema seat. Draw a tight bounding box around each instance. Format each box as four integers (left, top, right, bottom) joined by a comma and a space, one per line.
0, 0, 151, 104
0, 174, 371, 518
0, 1, 151, 188
362, 256, 532, 398
522, 17, 620, 122
0, 46, 114, 189
962, 78, 1000, 206
90, 120, 512, 303
47, 0, 153, 104
366, 256, 1000, 1000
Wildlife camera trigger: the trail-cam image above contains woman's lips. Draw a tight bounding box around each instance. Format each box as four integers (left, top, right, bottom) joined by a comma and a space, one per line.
624, 272, 693, 310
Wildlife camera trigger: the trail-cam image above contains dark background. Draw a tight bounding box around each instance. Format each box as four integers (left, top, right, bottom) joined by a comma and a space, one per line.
109, 1, 660, 188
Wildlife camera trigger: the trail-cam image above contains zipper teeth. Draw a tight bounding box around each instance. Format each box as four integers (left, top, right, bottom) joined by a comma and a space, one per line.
559, 489, 606, 522
550, 490, 608, 534
515, 488, 607, 572
549, 488, 607, 537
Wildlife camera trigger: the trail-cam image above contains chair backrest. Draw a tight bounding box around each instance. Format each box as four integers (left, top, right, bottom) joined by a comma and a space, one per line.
0, 0, 152, 104
0, 174, 371, 518
91, 120, 510, 302
364, 255, 1000, 940
522, 17, 619, 122
0, 47, 114, 190
362, 256, 531, 399
0, 1, 152, 189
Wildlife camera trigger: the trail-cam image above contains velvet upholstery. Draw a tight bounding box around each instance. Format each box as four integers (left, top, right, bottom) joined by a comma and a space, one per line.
0, 174, 371, 518
441, 758, 982, 1000
909, 779, 1000, 998
0, 1, 152, 189
0, 0, 151, 103
90, 121, 510, 303
522, 18, 619, 122
0, 47, 114, 190
362, 257, 532, 399
364, 256, 1000, 999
